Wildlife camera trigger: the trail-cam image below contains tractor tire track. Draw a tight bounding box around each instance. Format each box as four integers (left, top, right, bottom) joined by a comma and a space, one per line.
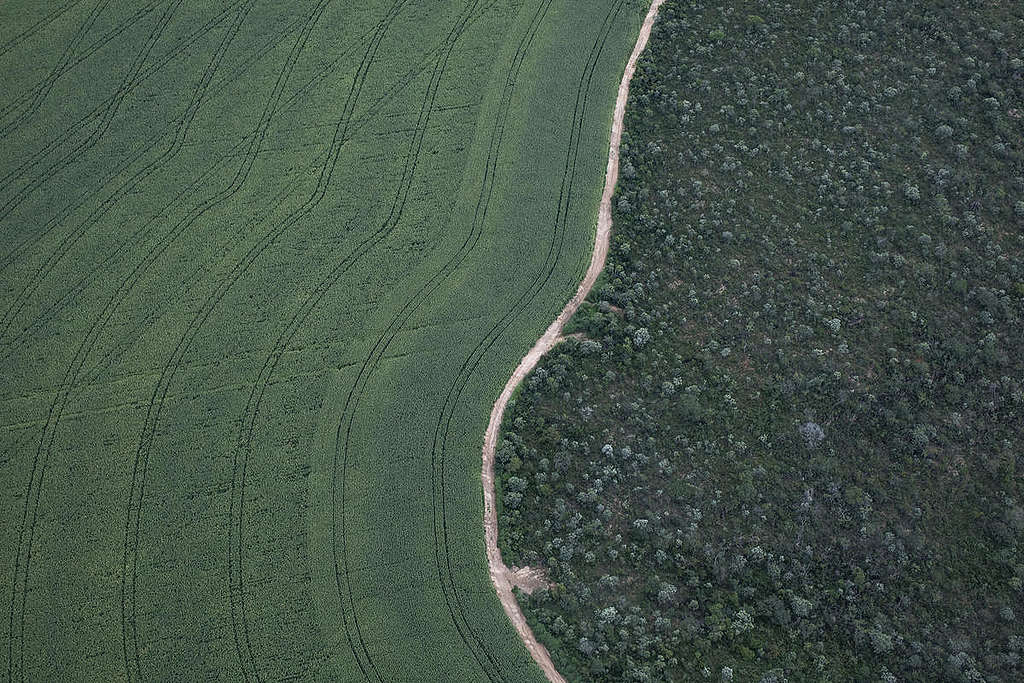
0, 0, 163, 126
0, 0, 164, 123
3, 2, 189, 680
326, 3, 493, 677
0, 0, 111, 139
0, 0, 87, 58
0, 0, 469, 344
0, 0, 255, 276
0, 2, 489, 403
0, 0, 256, 275
329, 3, 554, 682
0, 139, 251, 370
211, 4, 414, 678
0, 0, 239, 224
0, 0, 445, 277
0, 5, 351, 333
213, 0, 493, 677
112, 0, 410, 678
328, 1, 554, 679
0, 0, 181, 226
5, 1, 323, 680
0, 0, 227, 189
66, 0, 499, 397
0, 0, 338, 349
119, 2, 340, 674
0, 0, 257, 351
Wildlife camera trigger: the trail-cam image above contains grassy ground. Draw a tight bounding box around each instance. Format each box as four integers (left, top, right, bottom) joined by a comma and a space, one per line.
498, 1, 1024, 681
0, 1, 647, 680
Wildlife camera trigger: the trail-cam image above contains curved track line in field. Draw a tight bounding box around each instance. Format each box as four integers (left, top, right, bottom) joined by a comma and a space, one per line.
323, 3, 490, 679
0, 0, 163, 128
0, 1, 86, 58
223, 3, 412, 678
0, 0, 111, 139
0, 0, 252, 275
0, 0, 494, 354
116, 0, 505, 675
0, 0, 256, 351
480, 2, 664, 682
424, 0, 625, 674
0, 0, 500, 395
120, 1, 498, 678
0, 9, 405, 357
0, 0, 163, 125
0, 0, 207, 181
3, 2, 187, 678
0, 0, 231, 225
0, 0, 456, 280
117, 2, 342, 676
327, 3, 551, 681
426, 0, 627, 677
3, 1, 319, 679
0, 0, 178, 223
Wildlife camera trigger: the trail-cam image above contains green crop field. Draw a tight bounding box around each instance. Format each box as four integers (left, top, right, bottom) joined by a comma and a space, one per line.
0, 1, 648, 680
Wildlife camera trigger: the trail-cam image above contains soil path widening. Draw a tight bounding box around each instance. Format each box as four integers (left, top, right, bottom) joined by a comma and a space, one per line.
481, 1, 665, 681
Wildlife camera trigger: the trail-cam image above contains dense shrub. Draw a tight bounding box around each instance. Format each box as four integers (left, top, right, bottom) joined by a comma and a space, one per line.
497, 1, 1024, 680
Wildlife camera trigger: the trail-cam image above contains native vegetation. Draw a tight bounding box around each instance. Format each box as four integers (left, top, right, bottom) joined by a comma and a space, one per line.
498, 1, 1024, 680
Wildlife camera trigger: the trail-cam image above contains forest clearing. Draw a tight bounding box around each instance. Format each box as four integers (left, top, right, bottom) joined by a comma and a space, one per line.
0, 1, 649, 680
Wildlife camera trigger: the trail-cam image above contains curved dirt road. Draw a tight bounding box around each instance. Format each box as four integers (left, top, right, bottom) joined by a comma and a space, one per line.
481, 1, 666, 681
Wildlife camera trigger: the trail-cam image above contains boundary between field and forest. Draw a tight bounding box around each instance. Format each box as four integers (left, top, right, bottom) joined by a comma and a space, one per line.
481, 1, 665, 681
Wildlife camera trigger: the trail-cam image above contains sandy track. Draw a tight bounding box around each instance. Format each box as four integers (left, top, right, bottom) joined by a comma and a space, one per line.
480, 1, 665, 681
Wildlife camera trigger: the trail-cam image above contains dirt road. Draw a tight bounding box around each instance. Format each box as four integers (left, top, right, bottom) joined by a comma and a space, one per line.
480, 1, 666, 681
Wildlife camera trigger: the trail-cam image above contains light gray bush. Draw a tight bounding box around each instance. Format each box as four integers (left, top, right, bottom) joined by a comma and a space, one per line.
799, 421, 825, 449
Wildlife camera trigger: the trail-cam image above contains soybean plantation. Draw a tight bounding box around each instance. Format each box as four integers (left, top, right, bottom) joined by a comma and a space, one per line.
0, 1, 648, 680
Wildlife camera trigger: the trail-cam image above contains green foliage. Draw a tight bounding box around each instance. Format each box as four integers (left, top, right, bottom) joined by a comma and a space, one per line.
498, 0, 1024, 680
0, 1, 647, 680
